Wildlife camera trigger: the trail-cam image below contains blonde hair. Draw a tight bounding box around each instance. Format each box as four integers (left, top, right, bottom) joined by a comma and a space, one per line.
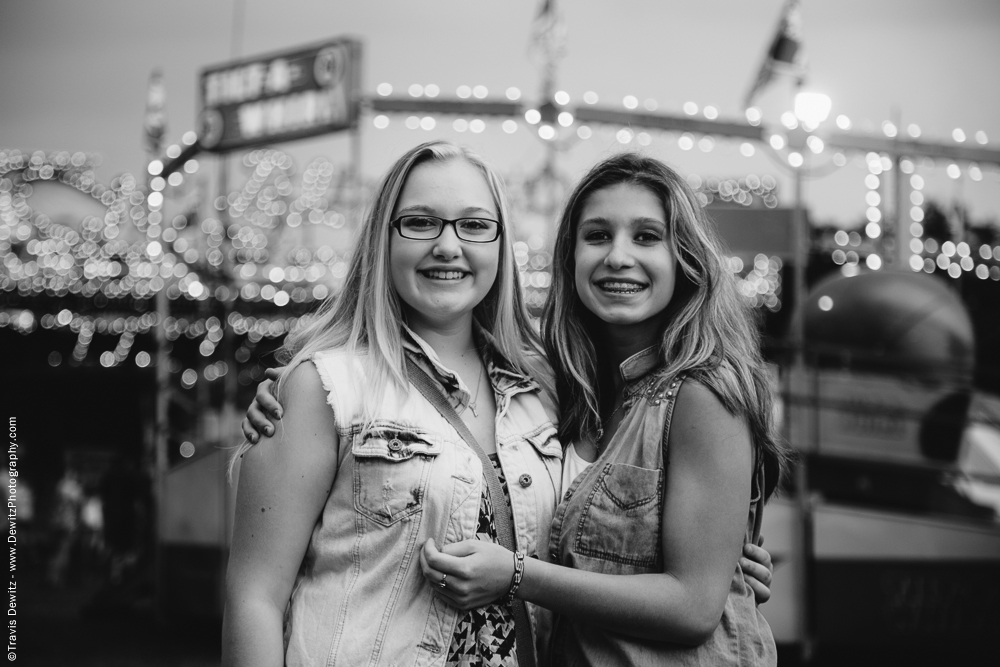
230, 141, 543, 475
544, 153, 788, 498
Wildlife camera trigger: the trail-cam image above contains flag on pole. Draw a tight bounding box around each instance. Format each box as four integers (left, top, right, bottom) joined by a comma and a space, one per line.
144, 68, 166, 156
529, 0, 566, 80
744, 0, 807, 109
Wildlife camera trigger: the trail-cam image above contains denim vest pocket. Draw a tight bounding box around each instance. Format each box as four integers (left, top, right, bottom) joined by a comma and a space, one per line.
353, 422, 443, 527
575, 463, 662, 569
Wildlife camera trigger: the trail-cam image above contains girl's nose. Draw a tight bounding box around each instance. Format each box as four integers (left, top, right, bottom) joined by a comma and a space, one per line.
432, 223, 463, 259
604, 237, 636, 269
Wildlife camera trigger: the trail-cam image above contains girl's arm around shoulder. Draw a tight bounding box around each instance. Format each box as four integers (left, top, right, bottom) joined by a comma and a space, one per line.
513, 380, 753, 645
222, 362, 341, 667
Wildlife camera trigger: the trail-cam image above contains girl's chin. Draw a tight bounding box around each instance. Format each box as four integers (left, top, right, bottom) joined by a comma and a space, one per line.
589, 306, 668, 332
588, 301, 647, 320
403, 300, 479, 323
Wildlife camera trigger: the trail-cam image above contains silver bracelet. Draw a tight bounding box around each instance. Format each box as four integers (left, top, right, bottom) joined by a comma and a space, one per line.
504, 550, 525, 605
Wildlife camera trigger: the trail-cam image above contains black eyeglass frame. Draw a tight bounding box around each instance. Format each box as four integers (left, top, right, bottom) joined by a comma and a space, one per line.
390, 215, 504, 243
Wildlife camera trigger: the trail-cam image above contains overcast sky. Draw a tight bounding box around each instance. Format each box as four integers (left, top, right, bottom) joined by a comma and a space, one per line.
2, 0, 999, 228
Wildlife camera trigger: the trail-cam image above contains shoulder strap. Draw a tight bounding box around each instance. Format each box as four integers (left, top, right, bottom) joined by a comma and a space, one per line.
405, 359, 537, 667
659, 374, 685, 454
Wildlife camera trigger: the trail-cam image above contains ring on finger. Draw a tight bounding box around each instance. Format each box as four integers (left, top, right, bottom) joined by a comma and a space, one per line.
437, 573, 448, 589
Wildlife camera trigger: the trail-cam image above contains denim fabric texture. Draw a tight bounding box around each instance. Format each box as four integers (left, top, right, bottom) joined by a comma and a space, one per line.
548, 347, 777, 666
282, 328, 562, 667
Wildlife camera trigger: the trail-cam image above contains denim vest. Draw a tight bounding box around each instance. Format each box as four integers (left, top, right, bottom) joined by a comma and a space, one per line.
547, 347, 776, 666
283, 329, 562, 667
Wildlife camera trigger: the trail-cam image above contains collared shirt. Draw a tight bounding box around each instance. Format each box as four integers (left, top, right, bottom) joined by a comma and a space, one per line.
401, 323, 540, 420
401, 324, 478, 415
618, 344, 661, 383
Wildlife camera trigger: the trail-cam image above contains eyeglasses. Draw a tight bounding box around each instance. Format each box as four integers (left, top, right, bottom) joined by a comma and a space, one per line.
391, 215, 503, 243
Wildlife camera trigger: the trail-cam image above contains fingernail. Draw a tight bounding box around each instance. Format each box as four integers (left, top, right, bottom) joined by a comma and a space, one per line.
265, 427, 273, 436
249, 435, 257, 443
275, 410, 283, 419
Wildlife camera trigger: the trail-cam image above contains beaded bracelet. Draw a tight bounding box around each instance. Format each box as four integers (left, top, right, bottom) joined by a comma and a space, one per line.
504, 550, 525, 605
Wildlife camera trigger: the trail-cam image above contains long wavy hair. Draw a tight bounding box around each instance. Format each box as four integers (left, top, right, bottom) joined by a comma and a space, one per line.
229, 141, 544, 474
543, 153, 788, 498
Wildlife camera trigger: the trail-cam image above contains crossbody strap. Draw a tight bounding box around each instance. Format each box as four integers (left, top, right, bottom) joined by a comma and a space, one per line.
406, 359, 537, 667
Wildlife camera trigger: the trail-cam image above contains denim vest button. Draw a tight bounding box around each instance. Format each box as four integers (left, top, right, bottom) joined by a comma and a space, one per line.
518, 473, 532, 488
563, 490, 572, 501
387, 438, 403, 452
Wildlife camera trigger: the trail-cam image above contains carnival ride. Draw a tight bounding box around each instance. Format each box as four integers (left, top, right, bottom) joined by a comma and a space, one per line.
763, 270, 1000, 660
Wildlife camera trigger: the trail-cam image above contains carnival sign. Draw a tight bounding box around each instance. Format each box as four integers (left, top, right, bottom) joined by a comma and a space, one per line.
197, 38, 361, 152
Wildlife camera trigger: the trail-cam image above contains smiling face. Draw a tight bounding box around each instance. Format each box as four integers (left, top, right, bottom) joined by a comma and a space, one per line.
389, 158, 501, 331
573, 182, 676, 342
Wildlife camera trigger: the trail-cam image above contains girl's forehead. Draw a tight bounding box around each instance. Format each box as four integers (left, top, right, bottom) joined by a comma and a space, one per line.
396, 159, 497, 215
404, 159, 486, 191
579, 182, 667, 222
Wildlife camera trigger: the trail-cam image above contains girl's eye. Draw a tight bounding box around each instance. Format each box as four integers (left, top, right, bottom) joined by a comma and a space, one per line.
402, 216, 438, 231
635, 231, 662, 243
581, 229, 610, 242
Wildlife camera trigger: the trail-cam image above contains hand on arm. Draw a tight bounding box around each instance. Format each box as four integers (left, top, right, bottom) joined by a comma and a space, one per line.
420, 539, 516, 610
222, 363, 339, 667
240, 367, 284, 443
741, 536, 773, 604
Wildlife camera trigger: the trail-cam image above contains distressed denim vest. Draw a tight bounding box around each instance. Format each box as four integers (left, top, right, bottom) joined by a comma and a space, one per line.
548, 347, 776, 666
283, 329, 562, 667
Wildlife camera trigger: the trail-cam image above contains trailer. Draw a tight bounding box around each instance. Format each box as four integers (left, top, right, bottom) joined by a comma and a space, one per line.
764, 269, 1000, 663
